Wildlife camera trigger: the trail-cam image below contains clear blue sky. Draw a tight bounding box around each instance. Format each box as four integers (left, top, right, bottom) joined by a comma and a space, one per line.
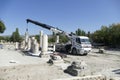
0, 0, 120, 35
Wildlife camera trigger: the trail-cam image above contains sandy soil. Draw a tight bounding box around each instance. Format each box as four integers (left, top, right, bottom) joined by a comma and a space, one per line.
0, 44, 120, 80
64, 49, 120, 79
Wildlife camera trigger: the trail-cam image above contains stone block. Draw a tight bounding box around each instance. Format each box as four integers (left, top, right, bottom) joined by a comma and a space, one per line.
53, 75, 106, 80
99, 48, 105, 53
64, 61, 89, 76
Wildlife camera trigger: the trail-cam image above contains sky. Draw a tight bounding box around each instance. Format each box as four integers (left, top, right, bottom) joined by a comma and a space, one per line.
0, 0, 120, 36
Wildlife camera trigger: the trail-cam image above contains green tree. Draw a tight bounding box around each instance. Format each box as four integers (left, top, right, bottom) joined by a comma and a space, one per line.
4, 36, 11, 42
87, 31, 91, 38
91, 24, 120, 48
35, 35, 40, 43
108, 24, 120, 47
0, 20, 6, 33
0, 36, 4, 41
59, 34, 69, 43
48, 33, 69, 43
0, 36, 11, 42
48, 35, 56, 43
81, 30, 86, 36
76, 28, 81, 36
75, 28, 86, 36
10, 32, 15, 42
10, 28, 22, 42
91, 26, 109, 44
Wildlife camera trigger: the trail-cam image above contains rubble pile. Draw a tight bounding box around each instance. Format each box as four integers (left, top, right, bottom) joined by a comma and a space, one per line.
64, 61, 90, 76
47, 53, 66, 65
99, 48, 105, 53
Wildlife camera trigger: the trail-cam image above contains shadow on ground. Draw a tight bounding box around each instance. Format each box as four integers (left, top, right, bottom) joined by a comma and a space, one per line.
112, 69, 120, 75
57, 51, 87, 56
21, 51, 40, 58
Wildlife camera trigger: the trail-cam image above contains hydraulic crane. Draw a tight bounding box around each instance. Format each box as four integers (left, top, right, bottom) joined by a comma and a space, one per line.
26, 19, 92, 55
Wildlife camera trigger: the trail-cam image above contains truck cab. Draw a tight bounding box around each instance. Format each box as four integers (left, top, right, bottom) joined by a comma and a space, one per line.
71, 36, 92, 55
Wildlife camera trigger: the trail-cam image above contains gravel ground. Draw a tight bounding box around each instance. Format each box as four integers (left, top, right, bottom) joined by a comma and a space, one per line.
63, 49, 120, 79
0, 44, 120, 80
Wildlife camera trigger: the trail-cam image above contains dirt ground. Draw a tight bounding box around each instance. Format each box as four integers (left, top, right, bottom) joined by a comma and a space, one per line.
64, 49, 120, 79
0, 44, 120, 80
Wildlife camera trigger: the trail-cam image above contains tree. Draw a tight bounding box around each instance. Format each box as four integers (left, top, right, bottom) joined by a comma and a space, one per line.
91, 26, 109, 44
0, 36, 4, 41
91, 24, 120, 48
48, 35, 56, 43
108, 24, 120, 47
81, 30, 86, 36
10, 28, 22, 42
87, 31, 91, 38
76, 28, 81, 36
0, 20, 6, 33
35, 35, 40, 43
59, 34, 69, 43
4, 36, 11, 42
10, 32, 15, 42
48, 33, 69, 43
75, 28, 86, 36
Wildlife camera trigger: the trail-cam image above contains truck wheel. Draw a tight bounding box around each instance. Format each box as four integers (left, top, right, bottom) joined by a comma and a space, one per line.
72, 48, 77, 54
65, 44, 72, 53
83, 53, 88, 55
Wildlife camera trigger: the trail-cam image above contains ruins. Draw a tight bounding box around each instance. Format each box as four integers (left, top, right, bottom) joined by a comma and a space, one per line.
18, 29, 56, 58
64, 61, 89, 76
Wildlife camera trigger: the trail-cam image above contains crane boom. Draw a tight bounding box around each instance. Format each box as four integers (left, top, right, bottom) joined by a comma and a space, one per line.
26, 19, 64, 34
26, 19, 92, 55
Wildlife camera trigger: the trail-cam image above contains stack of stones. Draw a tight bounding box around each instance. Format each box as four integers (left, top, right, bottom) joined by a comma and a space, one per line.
47, 54, 63, 65
99, 47, 105, 53
64, 61, 89, 76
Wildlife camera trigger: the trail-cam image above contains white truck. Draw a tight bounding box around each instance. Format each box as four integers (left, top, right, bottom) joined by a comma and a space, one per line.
26, 19, 92, 55
68, 35, 91, 55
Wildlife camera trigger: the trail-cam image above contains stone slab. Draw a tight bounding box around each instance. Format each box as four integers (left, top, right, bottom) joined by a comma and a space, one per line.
53, 75, 106, 80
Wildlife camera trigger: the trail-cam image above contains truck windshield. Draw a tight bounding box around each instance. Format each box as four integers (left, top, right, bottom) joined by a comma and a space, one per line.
80, 39, 90, 44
